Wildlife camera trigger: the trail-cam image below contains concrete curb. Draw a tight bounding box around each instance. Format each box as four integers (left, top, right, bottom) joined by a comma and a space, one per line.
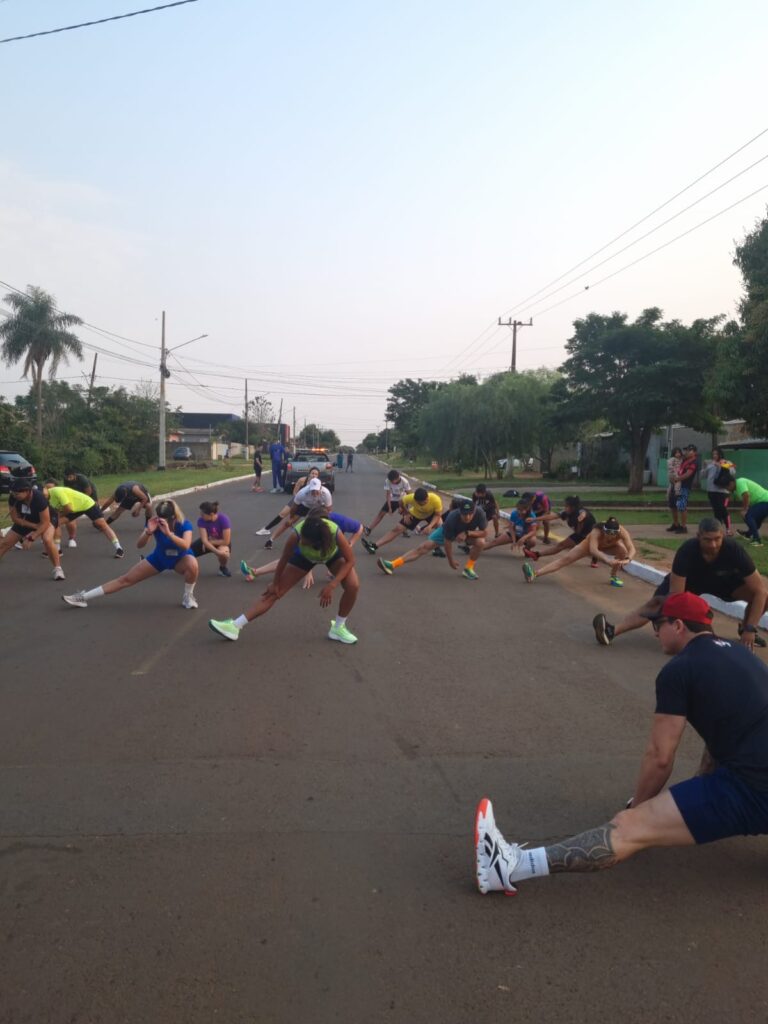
151, 473, 254, 503
380, 460, 768, 631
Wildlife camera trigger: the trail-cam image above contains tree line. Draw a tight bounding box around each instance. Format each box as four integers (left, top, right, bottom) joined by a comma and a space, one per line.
365, 209, 768, 492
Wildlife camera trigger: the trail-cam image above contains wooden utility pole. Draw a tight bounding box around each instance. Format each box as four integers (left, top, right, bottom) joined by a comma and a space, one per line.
86, 353, 98, 409
498, 317, 533, 373
244, 378, 249, 452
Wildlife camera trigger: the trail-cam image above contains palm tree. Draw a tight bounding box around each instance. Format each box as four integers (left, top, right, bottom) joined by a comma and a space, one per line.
0, 285, 83, 443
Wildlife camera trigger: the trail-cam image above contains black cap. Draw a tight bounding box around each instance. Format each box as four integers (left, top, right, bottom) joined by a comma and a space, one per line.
459, 499, 474, 514
9, 477, 33, 492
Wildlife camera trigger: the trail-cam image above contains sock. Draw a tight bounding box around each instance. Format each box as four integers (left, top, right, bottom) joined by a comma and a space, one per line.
466, 559, 476, 570
509, 846, 550, 883
83, 586, 105, 601
234, 614, 249, 629
111, 537, 121, 548
335, 616, 347, 629
392, 557, 404, 568
265, 515, 282, 531
184, 583, 195, 598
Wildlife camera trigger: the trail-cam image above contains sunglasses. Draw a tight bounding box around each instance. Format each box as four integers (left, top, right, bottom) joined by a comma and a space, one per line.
651, 617, 673, 633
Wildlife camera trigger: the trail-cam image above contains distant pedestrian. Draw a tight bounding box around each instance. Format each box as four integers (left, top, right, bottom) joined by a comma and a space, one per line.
346, 451, 354, 473
673, 445, 699, 534
665, 446, 683, 532
268, 439, 286, 493
730, 475, 768, 546
252, 448, 264, 492
701, 447, 735, 533
336, 451, 344, 469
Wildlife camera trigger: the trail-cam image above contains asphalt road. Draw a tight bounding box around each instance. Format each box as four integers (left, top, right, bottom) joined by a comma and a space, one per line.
2, 455, 767, 1024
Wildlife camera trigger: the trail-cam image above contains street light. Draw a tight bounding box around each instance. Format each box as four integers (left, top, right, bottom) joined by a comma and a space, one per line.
158, 310, 208, 470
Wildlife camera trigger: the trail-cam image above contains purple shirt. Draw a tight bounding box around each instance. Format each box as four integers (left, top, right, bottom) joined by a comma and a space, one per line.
197, 512, 231, 541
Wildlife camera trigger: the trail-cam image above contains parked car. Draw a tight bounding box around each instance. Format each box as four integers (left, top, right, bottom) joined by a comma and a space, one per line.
284, 449, 335, 493
172, 446, 194, 461
0, 451, 36, 493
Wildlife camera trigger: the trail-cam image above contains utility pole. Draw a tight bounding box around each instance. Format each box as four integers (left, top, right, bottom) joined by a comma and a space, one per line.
158, 313, 208, 470
244, 379, 249, 453
159, 311, 168, 470
292, 406, 296, 444
86, 353, 98, 409
498, 317, 533, 373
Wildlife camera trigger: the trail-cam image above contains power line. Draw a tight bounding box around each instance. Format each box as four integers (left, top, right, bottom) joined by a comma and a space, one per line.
0, 0, 200, 45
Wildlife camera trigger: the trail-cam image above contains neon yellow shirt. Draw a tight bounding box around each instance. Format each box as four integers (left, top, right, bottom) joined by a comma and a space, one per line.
401, 491, 442, 521
735, 478, 768, 506
47, 486, 95, 513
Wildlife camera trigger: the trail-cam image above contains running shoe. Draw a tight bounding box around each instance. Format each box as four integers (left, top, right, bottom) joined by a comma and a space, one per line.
114, 546, 125, 559
255, 527, 271, 536
590, 558, 599, 568
737, 529, 751, 538
240, 558, 256, 580
62, 591, 87, 608
328, 620, 358, 644
462, 566, 479, 580
592, 613, 615, 646
14, 541, 23, 550
458, 543, 471, 555
264, 539, 273, 550
182, 593, 199, 609
67, 539, 77, 549
522, 547, 539, 561
219, 564, 232, 577
475, 798, 520, 895
363, 526, 371, 537
377, 557, 394, 575
209, 618, 240, 641
432, 547, 446, 558
52, 566, 65, 581
609, 575, 624, 587
522, 562, 536, 583
750, 540, 764, 547
362, 538, 378, 554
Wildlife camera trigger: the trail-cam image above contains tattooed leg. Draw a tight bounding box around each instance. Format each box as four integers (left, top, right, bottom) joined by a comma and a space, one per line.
545, 823, 618, 873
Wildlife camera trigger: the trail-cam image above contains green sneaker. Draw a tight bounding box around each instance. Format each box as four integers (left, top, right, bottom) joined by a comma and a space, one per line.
377, 557, 394, 575
609, 575, 624, 588
522, 562, 536, 583
328, 620, 358, 644
462, 566, 479, 580
240, 558, 255, 580
208, 617, 240, 641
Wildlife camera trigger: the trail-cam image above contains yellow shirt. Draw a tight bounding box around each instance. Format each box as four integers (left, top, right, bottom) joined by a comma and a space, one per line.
47, 486, 95, 513
401, 491, 442, 521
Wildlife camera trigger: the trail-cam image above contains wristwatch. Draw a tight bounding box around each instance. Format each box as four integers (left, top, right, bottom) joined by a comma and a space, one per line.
743, 625, 758, 634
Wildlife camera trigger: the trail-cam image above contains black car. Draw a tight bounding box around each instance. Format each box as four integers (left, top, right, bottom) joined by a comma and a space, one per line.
0, 451, 36, 493
172, 446, 194, 461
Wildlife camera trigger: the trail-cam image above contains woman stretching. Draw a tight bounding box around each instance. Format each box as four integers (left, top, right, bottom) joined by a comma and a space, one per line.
522, 517, 636, 587
61, 499, 199, 609
192, 500, 233, 576
210, 510, 359, 644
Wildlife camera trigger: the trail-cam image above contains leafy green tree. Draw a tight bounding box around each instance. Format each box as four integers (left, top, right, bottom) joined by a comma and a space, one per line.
727, 212, 768, 433
360, 432, 380, 452
385, 378, 444, 454
556, 308, 721, 492
297, 424, 340, 449
0, 286, 83, 443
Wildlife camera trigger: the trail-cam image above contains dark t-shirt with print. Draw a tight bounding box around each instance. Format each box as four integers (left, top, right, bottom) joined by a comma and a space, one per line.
655, 635, 768, 791
442, 507, 487, 541
672, 538, 755, 599
9, 487, 49, 525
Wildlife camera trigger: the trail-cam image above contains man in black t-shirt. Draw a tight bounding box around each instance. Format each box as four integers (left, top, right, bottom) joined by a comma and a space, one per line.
593, 517, 768, 651
532, 495, 597, 561
376, 500, 487, 580
0, 479, 64, 579
100, 481, 152, 524
475, 593, 768, 896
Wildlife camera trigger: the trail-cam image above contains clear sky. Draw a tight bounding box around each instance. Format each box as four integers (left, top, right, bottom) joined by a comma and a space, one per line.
2, 0, 768, 444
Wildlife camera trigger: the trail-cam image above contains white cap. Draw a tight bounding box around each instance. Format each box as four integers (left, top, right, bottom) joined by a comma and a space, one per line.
308, 478, 322, 491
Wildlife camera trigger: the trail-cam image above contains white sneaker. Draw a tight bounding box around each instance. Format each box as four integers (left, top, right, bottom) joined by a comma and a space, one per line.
255, 527, 272, 536
67, 539, 77, 548
14, 541, 23, 550
52, 566, 66, 580
182, 593, 199, 609
475, 798, 522, 895
62, 591, 87, 608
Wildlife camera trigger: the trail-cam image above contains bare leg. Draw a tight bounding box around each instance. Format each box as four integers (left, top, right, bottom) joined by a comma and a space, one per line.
372, 525, 407, 551
99, 559, 160, 595
612, 594, 665, 638
537, 537, 575, 559
367, 509, 387, 533
398, 539, 437, 565
94, 518, 120, 545
41, 525, 62, 567
334, 565, 360, 616
533, 538, 590, 578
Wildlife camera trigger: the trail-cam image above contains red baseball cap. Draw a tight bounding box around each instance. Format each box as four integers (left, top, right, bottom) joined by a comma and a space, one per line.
651, 593, 713, 626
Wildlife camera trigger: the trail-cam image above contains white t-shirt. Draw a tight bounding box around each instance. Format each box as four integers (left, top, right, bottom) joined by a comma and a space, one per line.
294, 483, 332, 510
385, 474, 410, 500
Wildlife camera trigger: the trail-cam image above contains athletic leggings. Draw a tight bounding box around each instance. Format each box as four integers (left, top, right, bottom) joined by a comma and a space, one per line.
744, 501, 768, 541
272, 464, 281, 489
707, 491, 730, 530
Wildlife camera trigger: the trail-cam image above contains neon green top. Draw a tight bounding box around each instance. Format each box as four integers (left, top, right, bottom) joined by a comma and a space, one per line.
293, 518, 339, 564
735, 478, 768, 506
47, 486, 96, 513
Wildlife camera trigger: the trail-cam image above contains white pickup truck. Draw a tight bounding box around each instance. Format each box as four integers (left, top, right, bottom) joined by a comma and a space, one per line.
283, 448, 335, 493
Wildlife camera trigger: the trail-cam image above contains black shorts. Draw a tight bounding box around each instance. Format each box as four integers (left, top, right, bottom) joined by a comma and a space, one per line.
566, 533, 582, 545
190, 538, 207, 557
253, 465, 262, 478
11, 524, 35, 537
287, 551, 346, 574
292, 503, 311, 517
68, 505, 105, 523
400, 515, 425, 532
117, 487, 149, 509
380, 500, 400, 513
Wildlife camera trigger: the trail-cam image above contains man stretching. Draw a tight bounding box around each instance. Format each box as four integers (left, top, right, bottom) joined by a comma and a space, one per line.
593, 517, 768, 650
362, 487, 442, 555
476, 593, 768, 895
365, 469, 411, 537
377, 499, 486, 580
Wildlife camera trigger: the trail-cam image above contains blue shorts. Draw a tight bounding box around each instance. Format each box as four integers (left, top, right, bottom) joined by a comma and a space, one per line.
676, 488, 691, 512
428, 526, 445, 545
146, 548, 195, 573
669, 766, 768, 844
